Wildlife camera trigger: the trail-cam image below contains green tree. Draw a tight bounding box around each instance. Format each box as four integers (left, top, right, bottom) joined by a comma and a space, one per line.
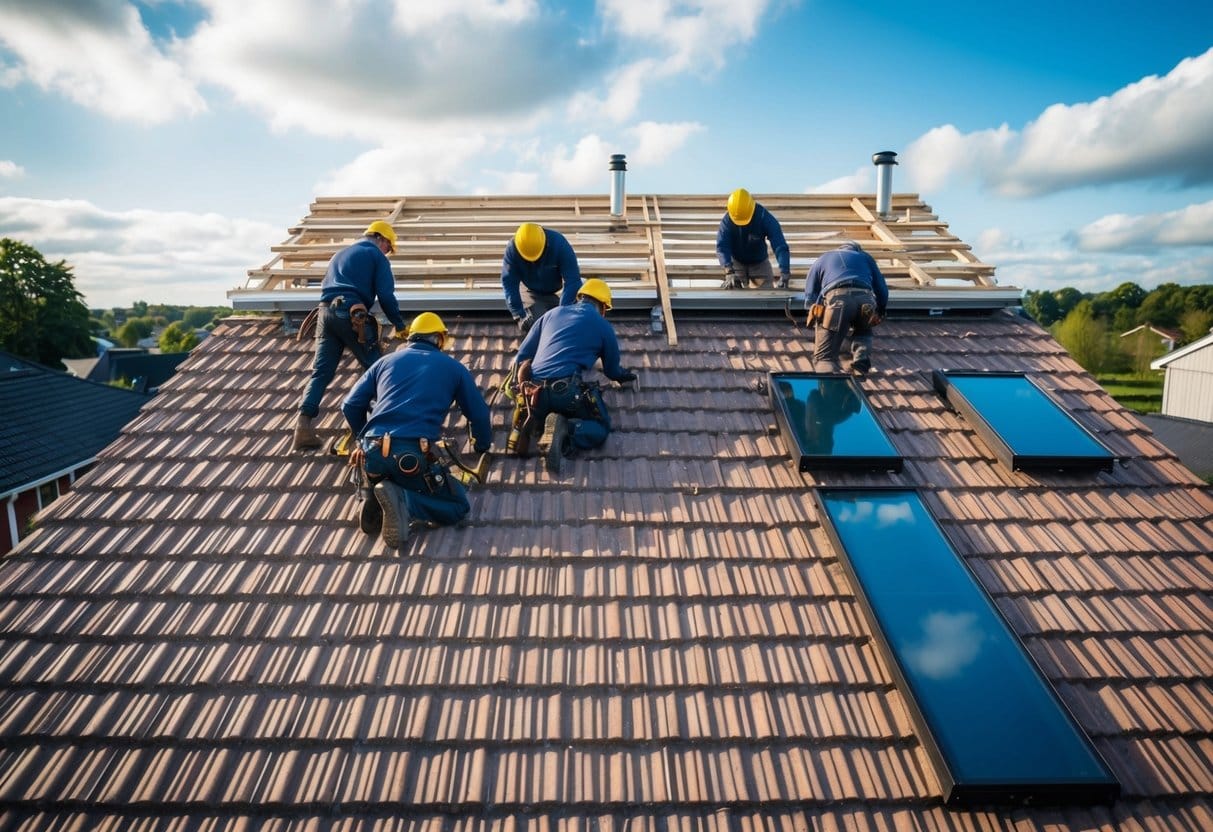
1137, 283, 1186, 329
131, 300, 148, 317
1053, 287, 1084, 321
1120, 328, 1167, 377
116, 317, 154, 347
0, 238, 94, 369
158, 321, 200, 353
1179, 309, 1213, 344
1054, 301, 1111, 373
1112, 306, 1138, 334
1023, 290, 1061, 326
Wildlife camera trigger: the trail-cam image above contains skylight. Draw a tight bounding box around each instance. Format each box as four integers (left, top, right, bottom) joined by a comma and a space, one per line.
933, 370, 1115, 472
815, 488, 1120, 806
769, 373, 902, 472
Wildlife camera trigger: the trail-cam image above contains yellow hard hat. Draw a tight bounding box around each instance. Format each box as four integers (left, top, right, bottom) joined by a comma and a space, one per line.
408, 311, 447, 337
727, 188, 756, 225
366, 220, 397, 253
577, 278, 612, 311
514, 223, 546, 262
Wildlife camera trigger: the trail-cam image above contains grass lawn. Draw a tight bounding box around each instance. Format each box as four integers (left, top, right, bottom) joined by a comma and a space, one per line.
1096, 373, 1164, 414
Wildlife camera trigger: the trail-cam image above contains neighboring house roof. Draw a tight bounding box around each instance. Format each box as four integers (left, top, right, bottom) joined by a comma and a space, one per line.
86, 348, 189, 392
0, 350, 148, 495
1141, 413, 1213, 479
1121, 323, 1182, 343
1, 194, 1211, 829
1153, 330, 1213, 369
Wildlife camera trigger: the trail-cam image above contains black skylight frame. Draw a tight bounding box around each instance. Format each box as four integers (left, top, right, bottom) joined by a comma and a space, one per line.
768, 372, 903, 472
813, 487, 1120, 806
933, 370, 1115, 473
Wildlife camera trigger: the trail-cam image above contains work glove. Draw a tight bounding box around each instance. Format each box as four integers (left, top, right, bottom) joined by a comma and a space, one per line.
516, 313, 535, 333
614, 370, 638, 384
721, 269, 743, 290
774, 274, 790, 290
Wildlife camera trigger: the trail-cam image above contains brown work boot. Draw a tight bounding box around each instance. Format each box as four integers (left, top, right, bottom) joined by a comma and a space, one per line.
374, 481, 411, 549
292, 413, 322, 450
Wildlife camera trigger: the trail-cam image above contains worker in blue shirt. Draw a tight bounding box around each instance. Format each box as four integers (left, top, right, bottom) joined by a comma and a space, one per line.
512, 279, 636, 473
502, 223, 583, 332
294, 220, 408, 450
717, 188, 792, 290
803, 241, 889, 376
342, 312, 492, 548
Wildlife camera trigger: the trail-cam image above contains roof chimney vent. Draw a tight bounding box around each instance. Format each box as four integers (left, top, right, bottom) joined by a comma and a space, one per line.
872, 151, 898, 218
609, 154, 627, 226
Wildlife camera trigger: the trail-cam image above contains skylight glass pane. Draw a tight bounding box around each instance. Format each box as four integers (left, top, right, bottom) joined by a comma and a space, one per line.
770, 373, 902, 471
934, 371, 1114, 472
817, 489, 1119, 805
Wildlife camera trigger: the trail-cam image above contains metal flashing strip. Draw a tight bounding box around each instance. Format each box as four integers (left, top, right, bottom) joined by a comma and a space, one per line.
769, 372, 902, 472
230, 288, 662, 314
933, 370, 1115, 473
814, 487, 1121, 806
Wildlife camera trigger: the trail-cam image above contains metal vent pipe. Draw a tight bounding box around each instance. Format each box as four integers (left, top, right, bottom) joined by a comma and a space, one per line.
873, 150, 898, 218
609, 154, 627, 219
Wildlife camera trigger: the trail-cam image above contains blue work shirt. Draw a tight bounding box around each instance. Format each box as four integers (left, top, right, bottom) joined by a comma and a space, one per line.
516, 302, 628, 381
715, 204, 791, 276
342, 341, 492, 451
804, 246, 890, 313
320, 238, 406, 331
501, 228, 583, 319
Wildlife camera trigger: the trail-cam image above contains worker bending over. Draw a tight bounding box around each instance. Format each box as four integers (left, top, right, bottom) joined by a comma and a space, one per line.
342, 313, 492, 549
512, 279, 636, 473
295, 220, 407, 450
803, 241, 889, 376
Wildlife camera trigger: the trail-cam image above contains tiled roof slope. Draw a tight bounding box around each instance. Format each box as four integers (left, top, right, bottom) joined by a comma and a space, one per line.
1, 312, 1211, 830
0, 351, 148, 494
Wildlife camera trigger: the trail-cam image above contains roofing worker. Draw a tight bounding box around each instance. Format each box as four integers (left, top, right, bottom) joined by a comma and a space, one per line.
512, 278, 636, 473
502, 222, 583, 333
716, 188, 792, 290
294, 220, 408, 451
342, 312, 492, 549
803, 241, 889, 376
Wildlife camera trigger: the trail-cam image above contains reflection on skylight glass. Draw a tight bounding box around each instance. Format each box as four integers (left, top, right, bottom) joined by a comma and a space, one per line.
818, 489, 1118, 801
771, 374, 900, 469
939, 372, 1113, 467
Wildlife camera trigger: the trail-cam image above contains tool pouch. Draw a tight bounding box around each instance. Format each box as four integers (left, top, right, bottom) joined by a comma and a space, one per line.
859, 303, 882, 328
350, 303, 370, 344
807, 303, 825, 327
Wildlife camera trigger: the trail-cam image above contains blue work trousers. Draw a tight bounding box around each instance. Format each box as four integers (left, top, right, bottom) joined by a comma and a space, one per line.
362, 438, 470, 526
299, 303, 381, 418
536, 381, 611, 451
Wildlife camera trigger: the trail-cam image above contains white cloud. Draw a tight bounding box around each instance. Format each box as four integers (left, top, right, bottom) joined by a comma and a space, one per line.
903, 47, 1213, 197
0, 0, 205, 123
549, 134, 614, 189
0, 196, 276, 307
315, 133, 496, 195
182, 0, 605, 142
628, 120, 704, 165
390, 0, 538, 34
1072, 199, 1213, 251
574, 1, 783, 122
0, 161, 25, 179
809, 167, 872, 194
599, 0, 773, 74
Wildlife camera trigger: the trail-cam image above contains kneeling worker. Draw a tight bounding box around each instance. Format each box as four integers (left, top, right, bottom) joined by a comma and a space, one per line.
502, 222, 583, 332
342, 312, 492, 548
512, 278, 636, 472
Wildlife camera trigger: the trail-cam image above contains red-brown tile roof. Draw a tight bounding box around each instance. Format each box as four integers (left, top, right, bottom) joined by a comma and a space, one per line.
0, 310, 1210, 829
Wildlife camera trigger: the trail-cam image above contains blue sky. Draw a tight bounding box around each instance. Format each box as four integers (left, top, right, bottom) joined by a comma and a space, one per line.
1, 0, 1211, 309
